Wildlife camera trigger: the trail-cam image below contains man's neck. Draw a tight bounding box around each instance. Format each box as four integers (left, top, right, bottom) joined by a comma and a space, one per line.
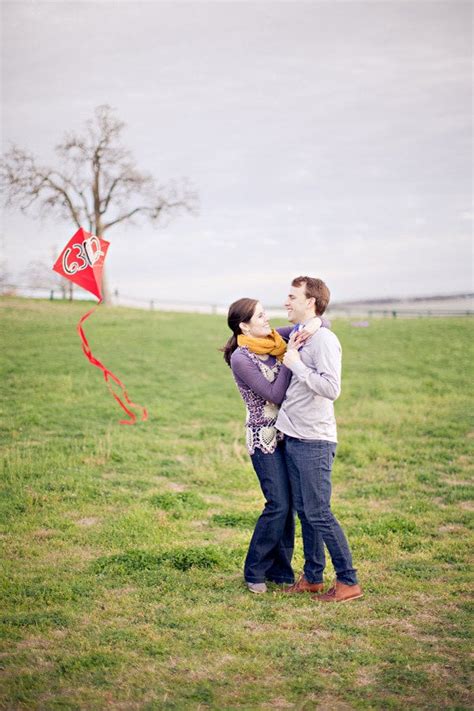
301, 313, 318, 326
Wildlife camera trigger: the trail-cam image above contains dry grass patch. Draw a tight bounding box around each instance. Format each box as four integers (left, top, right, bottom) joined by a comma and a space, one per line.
32, 528, 58, 539
261, 698, 295, 709
313, 696, 356, 710
75, 516, 101, 527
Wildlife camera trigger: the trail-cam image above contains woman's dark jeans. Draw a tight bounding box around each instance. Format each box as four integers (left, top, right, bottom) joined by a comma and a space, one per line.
244, 441, 295, 584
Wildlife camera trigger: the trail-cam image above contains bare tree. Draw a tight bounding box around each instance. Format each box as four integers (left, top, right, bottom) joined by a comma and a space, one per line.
0, 105, 198, 301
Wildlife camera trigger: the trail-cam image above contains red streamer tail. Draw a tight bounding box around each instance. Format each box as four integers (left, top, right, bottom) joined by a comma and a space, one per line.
77, 304, 148, 425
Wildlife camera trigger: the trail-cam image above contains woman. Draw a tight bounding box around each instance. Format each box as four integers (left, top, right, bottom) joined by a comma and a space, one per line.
223, 298, 321, 593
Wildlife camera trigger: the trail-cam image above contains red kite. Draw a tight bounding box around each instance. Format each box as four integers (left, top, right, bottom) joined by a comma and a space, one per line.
53, 228, 148, 425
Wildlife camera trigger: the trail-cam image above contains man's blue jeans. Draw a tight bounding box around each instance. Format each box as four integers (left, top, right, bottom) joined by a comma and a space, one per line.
284, 436, 358, 586
244, 441, 295, 584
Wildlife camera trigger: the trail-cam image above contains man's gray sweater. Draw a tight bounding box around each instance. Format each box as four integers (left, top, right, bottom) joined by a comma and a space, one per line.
276, 328, 342, 443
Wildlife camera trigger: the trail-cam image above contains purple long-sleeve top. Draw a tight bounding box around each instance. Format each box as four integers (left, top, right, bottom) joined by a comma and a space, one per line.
230, 326, 293, 402
230, 326, 293, 455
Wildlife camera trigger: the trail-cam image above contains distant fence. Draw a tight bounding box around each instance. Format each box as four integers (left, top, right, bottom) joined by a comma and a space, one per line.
1, 285, 473, 318
333, 308, 474, 319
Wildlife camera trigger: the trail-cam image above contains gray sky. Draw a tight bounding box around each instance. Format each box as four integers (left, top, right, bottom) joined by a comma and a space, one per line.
1, 0, 472, 306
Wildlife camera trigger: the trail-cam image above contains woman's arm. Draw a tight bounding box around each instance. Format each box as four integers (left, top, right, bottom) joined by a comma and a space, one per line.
276, 326, 294, 341
231, 351, 291, 405
276, 317, 329, 343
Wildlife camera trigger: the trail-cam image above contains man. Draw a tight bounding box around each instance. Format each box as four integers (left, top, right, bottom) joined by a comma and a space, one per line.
276, 276, 363, 602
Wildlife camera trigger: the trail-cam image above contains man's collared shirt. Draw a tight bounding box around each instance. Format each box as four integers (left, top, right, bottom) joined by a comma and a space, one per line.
276, 327, 341, 443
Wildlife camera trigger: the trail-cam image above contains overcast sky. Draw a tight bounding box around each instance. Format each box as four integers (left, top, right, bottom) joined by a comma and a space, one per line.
1, 0, 472, 306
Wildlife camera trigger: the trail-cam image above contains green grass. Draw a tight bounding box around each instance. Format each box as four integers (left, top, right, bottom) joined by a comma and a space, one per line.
0, 297, 473, 710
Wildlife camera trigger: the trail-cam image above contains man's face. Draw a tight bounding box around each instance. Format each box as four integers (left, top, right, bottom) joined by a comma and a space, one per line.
284, 284, 313, 324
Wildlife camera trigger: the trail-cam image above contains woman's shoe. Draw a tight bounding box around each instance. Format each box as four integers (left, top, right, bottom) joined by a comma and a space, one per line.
247, 582, 267, 594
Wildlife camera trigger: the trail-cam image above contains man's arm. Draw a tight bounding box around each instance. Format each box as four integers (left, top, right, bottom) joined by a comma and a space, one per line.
283, 333, 341, 401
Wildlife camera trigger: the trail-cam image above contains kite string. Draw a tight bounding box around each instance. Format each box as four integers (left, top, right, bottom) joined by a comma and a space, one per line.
77, 304, 148, 425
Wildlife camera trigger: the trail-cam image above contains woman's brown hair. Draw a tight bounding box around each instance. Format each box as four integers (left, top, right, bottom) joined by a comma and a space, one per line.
222, 297, 258, 366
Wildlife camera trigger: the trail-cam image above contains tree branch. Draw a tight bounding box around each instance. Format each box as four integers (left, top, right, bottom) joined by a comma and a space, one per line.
103, 205, 162, 231
43, 175, 82, 228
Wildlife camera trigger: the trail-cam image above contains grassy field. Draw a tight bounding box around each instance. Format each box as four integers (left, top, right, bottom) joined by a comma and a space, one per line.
0, 297, 473, 710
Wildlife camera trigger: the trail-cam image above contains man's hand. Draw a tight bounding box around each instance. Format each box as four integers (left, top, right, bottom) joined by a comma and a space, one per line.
283, 333, 302, 369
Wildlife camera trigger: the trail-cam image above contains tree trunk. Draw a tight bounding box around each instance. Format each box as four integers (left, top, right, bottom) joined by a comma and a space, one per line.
94, 217, 111, 304
100, 267, 111, 305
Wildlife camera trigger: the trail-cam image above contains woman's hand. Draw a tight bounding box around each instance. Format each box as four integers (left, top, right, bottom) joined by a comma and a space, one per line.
300, 316, 323, 341
291, 317, 322, 348
283, 348, 301, 369
286, 331, 300, 350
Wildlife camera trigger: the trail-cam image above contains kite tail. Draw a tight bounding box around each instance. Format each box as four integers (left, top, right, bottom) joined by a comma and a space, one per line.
77, 304, 148, 425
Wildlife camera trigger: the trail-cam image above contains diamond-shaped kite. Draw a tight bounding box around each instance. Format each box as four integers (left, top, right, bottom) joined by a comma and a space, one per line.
53, 227, 109, 300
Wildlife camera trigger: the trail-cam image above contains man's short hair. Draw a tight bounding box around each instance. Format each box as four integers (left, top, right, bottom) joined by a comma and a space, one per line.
292, 276, 330, 316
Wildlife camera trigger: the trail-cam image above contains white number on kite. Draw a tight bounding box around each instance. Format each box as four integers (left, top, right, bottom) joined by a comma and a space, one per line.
62, 236, 104, 275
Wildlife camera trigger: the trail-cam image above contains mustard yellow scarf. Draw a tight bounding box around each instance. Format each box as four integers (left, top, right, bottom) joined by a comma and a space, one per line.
237, 329, 287, 361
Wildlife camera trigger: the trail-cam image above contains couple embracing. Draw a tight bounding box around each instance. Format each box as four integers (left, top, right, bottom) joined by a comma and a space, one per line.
223, 276, 363, 603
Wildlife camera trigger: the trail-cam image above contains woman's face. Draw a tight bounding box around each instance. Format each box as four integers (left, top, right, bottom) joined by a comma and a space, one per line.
242, 301, 271, 338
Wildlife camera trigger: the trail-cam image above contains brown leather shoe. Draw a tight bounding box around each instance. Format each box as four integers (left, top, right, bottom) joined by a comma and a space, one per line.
313, 580, 363, 603
284, 574, 324, 594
